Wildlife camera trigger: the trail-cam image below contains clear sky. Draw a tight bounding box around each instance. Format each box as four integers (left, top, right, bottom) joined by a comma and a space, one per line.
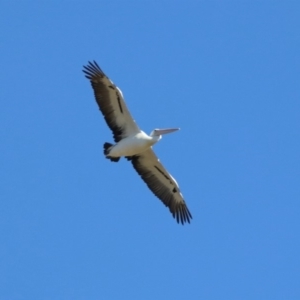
1, 1, 300, 299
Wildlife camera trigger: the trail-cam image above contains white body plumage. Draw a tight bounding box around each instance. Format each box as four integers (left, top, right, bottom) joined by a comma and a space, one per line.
109, 131, 159, 157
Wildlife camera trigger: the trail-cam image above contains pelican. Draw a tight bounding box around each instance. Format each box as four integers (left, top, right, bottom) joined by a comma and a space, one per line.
83, 61, 192, 224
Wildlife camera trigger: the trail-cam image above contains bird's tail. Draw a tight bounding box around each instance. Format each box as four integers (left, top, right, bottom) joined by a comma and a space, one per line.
103, 142, 120, 162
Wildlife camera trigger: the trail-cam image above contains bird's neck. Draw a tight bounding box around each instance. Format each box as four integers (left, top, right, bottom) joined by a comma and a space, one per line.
151, 135, 162, 143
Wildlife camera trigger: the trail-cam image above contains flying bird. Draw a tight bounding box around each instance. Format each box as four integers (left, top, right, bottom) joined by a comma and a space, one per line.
83, 61, 192, 224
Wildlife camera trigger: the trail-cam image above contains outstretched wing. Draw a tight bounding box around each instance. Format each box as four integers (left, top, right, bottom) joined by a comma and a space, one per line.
83, 61, 140, 142
129, 149, 192, 224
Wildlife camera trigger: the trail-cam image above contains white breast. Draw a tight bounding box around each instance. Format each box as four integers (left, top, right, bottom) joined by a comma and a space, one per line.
109, 131, 156, 157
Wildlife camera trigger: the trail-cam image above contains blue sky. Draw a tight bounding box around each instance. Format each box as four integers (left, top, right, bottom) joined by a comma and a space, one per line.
1, 1, 300, 299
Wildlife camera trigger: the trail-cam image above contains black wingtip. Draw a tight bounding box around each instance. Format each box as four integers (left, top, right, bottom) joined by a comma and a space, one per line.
92, 60, 101, 69
173, 204, 192, 225
82, 60, 104, 79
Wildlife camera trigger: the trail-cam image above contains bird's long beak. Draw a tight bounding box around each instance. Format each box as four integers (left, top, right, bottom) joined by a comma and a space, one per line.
155, 128, 180, 135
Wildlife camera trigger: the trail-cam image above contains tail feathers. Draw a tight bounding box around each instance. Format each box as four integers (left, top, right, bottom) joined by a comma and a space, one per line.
103, 142, 113, 155
103, 142, 120, 163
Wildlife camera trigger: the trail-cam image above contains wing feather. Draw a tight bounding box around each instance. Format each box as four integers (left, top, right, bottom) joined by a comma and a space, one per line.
130, 149, 192, 224
83, 61, 140, 142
